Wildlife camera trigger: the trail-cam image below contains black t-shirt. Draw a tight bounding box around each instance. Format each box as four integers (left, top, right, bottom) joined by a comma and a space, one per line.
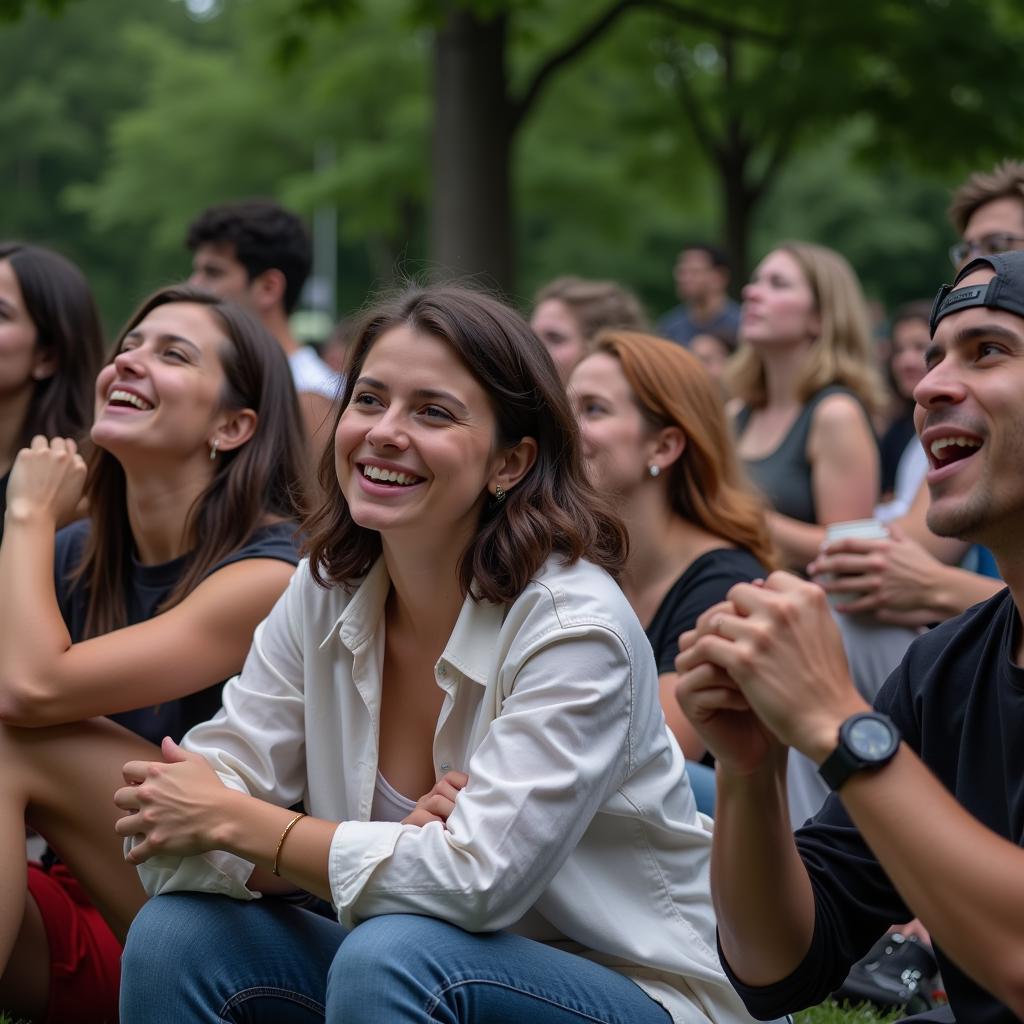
723, 586, 1020, 1023
645, 547, 768, 675
53, 518, 300, 745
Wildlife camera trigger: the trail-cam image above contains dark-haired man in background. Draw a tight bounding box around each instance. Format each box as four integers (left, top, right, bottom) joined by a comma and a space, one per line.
187, 199, 337, 449
657, 243, 741, 349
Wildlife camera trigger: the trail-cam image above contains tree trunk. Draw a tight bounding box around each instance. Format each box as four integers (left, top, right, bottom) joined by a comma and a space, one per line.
430, 7, 514, 294
719, 155, 756, 293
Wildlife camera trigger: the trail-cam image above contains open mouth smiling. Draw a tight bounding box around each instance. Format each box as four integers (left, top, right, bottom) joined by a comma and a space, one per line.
359, 463, 425, 487
107, 388, 155, 411
924, 432, 983, 471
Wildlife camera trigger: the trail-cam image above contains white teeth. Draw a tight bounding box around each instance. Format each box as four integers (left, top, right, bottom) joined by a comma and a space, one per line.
362, 465, 419, 486
109, 389, 153, 411
930, 436, 982, 459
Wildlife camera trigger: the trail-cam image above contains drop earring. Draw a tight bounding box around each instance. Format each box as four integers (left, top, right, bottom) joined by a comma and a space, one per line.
210, 439, 219, 461
494, 483, 506, 502
648, 464, 660, 478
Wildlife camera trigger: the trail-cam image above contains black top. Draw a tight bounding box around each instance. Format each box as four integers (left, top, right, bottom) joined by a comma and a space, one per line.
723, 586, 1020, 1023
0, 469, 9, 545
735, 386, 870, 524
53, 518, 300, 744
644, 547, 768, 675
878, 411, 916, 496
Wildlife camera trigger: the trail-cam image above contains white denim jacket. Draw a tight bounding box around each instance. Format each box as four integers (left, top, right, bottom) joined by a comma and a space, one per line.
135, 556, 756, 1024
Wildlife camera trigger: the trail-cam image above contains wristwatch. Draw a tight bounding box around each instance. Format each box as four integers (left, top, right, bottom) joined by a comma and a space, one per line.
818, 712, 900, 792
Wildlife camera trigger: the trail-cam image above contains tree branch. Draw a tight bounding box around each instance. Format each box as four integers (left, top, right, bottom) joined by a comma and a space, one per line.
636, 0, 784, 47
509, 0, 638, 131
672, 56, 722, 166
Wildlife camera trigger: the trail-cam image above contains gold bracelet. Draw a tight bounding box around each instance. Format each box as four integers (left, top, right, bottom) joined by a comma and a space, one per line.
272, 811, 307, 877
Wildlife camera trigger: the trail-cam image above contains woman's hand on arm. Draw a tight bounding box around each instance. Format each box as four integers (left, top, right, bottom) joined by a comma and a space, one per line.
115, 736, 337, 902
402, 771, 469, 828
0, 554, 296, 727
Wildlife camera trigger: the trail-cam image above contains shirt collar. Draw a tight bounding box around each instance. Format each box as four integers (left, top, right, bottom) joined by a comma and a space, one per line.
440, 591, 506, 687
319, 558, 506, 687
319, 558, 391, 653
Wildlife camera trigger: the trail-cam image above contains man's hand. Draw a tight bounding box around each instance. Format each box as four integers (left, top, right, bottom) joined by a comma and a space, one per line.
676, 602, 784, 777
678, 573, 868, 763
402, 771, 469, 828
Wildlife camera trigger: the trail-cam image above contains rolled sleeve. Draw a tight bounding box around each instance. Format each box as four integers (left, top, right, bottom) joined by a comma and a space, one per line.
132, 567, 312, 898
328, 624, 634, 931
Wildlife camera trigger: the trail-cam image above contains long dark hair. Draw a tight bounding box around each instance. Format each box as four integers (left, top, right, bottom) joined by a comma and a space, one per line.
0, 242, 104, 448
77, 286, 310, 637
304, 284, 627, 602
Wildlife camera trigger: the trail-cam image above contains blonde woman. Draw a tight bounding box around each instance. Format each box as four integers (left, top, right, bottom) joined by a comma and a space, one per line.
730, 242, 884, 570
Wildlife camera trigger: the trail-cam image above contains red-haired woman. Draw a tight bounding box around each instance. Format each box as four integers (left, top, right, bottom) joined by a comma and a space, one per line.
569, 331, 774, 764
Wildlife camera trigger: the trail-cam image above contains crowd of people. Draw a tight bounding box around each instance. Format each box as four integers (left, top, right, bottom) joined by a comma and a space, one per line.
0, 157, 1023, 1024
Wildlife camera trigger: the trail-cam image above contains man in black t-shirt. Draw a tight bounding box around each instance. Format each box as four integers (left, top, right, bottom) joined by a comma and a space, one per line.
675, 251, 1024, 1023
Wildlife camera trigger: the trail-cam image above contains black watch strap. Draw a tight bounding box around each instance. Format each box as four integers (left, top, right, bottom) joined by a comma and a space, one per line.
818, 712, 900, 792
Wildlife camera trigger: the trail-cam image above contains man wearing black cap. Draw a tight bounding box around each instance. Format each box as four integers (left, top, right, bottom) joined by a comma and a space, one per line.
675, 251, 1024, 1022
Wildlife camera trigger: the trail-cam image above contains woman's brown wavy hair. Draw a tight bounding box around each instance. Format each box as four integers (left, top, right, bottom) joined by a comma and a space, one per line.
75, 286, 310, 637
304, 284, 628, 601
594, 330, 775, 569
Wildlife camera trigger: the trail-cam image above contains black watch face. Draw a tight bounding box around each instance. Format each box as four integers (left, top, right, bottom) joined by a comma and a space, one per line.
848, 717, 895, 759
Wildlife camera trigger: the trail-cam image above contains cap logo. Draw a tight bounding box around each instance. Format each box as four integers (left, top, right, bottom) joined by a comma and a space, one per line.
942, 286, 982, 308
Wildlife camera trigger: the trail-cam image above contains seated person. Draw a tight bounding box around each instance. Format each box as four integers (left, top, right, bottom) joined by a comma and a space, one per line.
0, 287, 308, 1024
675, 252, 1024, 1022
569, 329, 773, 764
116, 285, 759, 1024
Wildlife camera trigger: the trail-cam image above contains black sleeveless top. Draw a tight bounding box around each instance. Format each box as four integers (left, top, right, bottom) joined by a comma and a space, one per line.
735, 386, 861, 525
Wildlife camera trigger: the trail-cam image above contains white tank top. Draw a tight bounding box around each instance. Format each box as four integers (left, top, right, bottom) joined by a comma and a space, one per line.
371, 771, 417, 823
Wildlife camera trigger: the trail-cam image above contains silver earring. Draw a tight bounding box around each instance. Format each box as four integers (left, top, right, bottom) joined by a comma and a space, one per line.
210, 439, 219, 461
648, 464, 660, 478
494, 483, 506, 502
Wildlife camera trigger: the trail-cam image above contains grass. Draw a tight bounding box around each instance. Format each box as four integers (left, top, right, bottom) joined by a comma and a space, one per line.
795, 1001, 907, 1023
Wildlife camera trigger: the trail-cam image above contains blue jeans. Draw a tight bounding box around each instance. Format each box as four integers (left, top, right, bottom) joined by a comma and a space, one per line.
120, 893, 673, 1023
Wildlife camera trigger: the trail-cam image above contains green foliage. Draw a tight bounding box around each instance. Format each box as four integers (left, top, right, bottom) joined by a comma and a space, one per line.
5, 0, 1024, 323
795, 999, 906, 1023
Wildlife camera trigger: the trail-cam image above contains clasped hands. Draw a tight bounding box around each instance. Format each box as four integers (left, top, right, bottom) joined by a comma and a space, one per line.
675, 572, 869, 774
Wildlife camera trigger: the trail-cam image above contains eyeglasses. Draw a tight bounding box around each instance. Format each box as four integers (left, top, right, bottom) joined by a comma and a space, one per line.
949, 233, 1024, 268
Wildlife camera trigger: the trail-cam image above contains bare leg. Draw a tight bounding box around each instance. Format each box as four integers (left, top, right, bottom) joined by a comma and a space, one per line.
0, 718, 157, 973
0, 893, 50, 1021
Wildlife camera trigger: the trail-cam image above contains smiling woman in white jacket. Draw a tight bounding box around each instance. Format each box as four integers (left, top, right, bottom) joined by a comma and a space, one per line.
116, 285, 757, 1024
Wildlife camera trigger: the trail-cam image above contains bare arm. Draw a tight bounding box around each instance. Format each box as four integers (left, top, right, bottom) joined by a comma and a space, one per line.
658, 671, 707, 762
675, 611, 821, 985
767, 395, 879, 569
681, 575, 1024, 1015
0, 442, 296, 726
832, 746, 1024, 1016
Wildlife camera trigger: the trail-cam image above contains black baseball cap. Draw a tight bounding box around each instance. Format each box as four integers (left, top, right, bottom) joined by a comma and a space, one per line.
930, 250, 1024, 336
